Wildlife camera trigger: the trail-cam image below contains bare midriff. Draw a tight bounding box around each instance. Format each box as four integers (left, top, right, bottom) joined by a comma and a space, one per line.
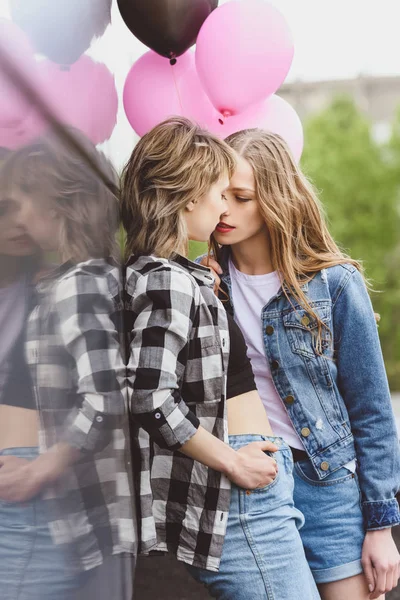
0, 405, 39, 451
227, 390, 274, 436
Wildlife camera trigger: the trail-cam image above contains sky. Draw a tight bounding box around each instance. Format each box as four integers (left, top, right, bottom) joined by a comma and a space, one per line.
1, 0, 400, 167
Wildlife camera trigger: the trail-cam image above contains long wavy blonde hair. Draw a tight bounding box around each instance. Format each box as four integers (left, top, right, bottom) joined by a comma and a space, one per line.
212, 129, 363, 350
121, 116, 235, 259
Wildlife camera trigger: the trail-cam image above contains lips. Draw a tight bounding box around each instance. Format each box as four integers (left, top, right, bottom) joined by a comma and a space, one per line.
215, 222, 236, 234
9, 234, 33, 245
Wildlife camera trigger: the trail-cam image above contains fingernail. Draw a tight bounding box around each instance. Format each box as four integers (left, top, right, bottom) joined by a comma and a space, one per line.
368, 584, 373, 592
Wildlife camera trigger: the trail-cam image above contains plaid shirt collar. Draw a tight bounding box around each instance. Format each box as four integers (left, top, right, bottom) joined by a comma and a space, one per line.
172, 254, 216, 287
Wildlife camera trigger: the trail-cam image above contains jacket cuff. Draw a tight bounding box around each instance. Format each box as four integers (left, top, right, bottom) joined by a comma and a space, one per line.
363, 498, 400, 530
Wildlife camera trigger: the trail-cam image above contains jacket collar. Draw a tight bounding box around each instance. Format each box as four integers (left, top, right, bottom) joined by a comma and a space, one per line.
218, 246, 309, 294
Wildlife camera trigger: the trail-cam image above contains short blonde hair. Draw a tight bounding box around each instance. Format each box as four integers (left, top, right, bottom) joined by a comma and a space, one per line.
0, 128, 119, 262
121, 116, 235, 259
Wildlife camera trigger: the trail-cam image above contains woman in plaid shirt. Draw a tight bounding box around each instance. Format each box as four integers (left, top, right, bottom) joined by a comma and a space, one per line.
0, 130, 136, 600
122, 117, 320, 599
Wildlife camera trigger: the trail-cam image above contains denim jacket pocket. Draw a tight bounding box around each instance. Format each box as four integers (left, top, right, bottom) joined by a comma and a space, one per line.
283, 304, 332, 359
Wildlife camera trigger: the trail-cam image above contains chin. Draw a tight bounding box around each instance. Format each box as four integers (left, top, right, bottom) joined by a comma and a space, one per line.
213, 235, 230, 246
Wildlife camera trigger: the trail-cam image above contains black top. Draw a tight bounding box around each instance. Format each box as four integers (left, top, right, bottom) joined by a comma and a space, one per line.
2, 326, 35, 409
226, 312, 257, 400
1, 281, 36, 410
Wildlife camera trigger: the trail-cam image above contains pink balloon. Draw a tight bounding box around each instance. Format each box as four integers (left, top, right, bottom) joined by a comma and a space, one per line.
34, 56, 118, 144
207, 95, 304, 162
195, 0, 294, 116
0, 19, 38, 128
123, 50, 213, 137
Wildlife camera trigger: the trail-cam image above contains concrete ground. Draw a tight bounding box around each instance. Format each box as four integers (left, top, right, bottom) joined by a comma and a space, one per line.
134, 395, 400, 599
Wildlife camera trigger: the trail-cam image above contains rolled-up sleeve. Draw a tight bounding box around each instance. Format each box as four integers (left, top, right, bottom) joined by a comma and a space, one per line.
128, 267, 200, 451
54, 271, 126, 453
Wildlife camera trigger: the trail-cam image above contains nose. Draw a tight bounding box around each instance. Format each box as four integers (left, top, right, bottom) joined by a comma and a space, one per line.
220, 196, 230, 218
14, 201, 29, 230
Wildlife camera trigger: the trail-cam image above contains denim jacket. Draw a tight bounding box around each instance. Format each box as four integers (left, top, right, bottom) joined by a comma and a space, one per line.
198, 248, 400, 531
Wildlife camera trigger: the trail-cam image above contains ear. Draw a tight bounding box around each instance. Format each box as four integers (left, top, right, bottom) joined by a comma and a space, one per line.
185, 200, 197, 212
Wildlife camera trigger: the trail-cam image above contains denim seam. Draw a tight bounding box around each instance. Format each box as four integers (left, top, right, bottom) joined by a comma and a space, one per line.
239, 496, 275, 599
13, 504, 37, 600
330, 268, 353, 309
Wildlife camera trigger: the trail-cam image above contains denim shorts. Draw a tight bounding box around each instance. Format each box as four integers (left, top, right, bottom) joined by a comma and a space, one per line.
293, 458, 364, 584
0, 447, 86, 600
187, 435, 320, 600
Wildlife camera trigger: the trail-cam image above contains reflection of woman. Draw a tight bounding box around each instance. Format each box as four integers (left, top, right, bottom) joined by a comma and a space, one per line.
201, 129, 400, 600
0, 132, 136, 600
122, 117, 320, 599
0, 164, 80, 599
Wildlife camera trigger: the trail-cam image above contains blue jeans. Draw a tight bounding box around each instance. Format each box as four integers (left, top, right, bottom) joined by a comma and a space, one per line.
187, 435, 320, 600
293, 458, 365, 583
0, 447, 85, 600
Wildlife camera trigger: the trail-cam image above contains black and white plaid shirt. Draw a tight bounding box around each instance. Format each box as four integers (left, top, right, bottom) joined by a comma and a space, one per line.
26, 259, 137, 572
126, 254, 231, 572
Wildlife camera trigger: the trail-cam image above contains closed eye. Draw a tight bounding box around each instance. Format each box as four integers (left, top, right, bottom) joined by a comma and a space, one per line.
236, 196, 252, 203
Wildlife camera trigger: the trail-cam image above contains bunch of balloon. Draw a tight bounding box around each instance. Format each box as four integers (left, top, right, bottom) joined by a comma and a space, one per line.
122, 0, 304, 161
0, 2, 118, 150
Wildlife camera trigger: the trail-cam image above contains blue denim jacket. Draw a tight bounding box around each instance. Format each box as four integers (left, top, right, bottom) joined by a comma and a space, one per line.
197, 249, 400, 531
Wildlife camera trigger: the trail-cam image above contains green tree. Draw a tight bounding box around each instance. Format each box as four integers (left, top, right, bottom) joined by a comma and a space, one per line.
301, 96, 400, 389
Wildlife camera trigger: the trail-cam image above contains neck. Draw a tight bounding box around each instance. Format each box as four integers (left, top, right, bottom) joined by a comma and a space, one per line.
230, 232, 274, 275
0, 256, 25, 288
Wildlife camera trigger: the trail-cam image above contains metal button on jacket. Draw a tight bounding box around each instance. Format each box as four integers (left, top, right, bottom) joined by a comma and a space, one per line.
271, 360, 280, 370
301, 315, 310, 327
284, 395, 295, 405
320, 461, 330, 471
265, 325, 274, 336
301, 427, 311, 437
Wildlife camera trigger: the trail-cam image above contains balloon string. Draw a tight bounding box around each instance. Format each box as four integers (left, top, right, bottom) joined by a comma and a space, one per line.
170, 62, 184, 114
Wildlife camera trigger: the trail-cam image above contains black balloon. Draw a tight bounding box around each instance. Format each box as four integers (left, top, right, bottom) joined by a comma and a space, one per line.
10, 0, 112, 65
117, 0, 219, 59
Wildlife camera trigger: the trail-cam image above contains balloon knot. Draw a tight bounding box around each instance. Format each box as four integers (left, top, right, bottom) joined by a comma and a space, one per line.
170, 58, 177, 66
218, 109, 233, 125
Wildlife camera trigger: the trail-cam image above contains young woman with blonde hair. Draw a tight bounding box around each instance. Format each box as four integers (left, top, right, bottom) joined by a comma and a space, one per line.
122, 117, 320, 599
201, 128, 400, 600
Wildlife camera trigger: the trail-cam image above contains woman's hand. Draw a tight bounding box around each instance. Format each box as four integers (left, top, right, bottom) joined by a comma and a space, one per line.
362, 528, 400, 598
228, 440, 279, 490
199, 256, 223, 295
0, 456, 42, 502
0, 444, 80, 503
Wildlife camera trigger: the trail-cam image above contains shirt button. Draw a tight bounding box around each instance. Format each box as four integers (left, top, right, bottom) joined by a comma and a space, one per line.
154, 412, 162, 419
301, 427, 311, 437
265, 325, 274, 336
96, 416, 103, 423
271, 360, 280, 370
284, 395, 295, 405
320, 461, 329, 471
301, 315, 310, 327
